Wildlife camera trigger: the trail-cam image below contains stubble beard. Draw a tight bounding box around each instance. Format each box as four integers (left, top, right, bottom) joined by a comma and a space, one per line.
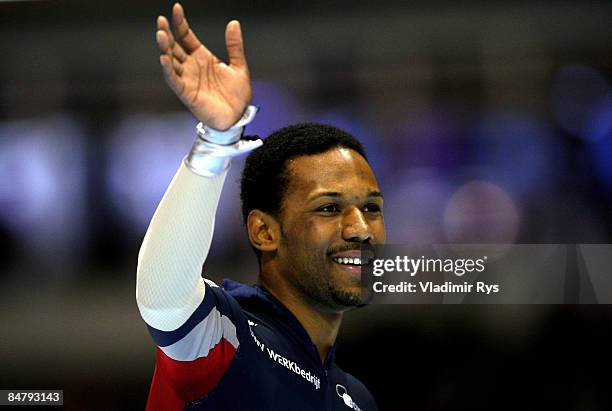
279, 226, 363, 311
289, 253, 363, 311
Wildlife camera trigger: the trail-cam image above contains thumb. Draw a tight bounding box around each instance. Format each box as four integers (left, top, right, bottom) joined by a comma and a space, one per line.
225, 20, 247, 70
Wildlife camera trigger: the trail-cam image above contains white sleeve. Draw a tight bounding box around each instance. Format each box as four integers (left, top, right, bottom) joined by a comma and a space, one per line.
135, 161, 227, 331
135, 106, 261, 333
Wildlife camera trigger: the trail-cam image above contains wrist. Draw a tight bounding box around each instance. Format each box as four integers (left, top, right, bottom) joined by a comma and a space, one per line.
186, 105, 262, 177
196, 106, 258, 145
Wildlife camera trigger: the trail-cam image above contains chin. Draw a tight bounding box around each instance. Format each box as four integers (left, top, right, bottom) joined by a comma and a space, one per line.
330, 286, 363, 308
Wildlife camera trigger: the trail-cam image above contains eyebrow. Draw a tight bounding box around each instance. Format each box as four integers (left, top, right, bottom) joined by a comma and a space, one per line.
308, 190, 384, 201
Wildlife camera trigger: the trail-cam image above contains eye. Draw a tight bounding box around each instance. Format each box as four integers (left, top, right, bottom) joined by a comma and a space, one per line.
317, 204, 340, 213
364, 203, 382, 213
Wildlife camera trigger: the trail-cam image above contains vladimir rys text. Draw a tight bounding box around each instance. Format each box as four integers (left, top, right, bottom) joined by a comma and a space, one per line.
368, 255, 501, 296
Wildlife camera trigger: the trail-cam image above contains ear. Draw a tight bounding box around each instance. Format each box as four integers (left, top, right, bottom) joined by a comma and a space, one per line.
247, 210, 281, 253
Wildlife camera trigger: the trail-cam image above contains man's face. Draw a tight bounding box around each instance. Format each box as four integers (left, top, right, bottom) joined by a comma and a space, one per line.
275, 147, 386, 311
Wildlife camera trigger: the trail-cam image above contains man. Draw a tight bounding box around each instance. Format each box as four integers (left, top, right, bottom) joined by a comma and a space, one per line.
136, 3, 385, 410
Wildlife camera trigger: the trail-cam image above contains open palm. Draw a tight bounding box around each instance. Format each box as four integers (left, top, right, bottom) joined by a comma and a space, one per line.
156, 3, 252, 131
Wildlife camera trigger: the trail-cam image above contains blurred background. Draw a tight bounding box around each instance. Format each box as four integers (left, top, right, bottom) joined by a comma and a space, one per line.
1, 0, 611, 410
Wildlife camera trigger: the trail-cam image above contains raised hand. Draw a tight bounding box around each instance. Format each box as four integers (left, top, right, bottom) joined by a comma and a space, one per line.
156, 3, 252, 130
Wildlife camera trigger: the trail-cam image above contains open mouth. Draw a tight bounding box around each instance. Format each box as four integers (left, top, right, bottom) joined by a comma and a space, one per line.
329, 244, 375, 275
330, 247, 375, 267
331, 257, 370, 266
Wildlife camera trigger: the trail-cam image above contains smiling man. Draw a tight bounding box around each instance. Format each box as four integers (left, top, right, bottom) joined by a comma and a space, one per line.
136, 3, 384, 410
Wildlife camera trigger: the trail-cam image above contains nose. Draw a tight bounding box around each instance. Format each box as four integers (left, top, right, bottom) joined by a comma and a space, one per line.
341, 206, 373, 243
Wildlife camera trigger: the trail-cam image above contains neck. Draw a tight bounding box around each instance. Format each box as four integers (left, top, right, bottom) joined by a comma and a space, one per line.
259, 269, 343, 363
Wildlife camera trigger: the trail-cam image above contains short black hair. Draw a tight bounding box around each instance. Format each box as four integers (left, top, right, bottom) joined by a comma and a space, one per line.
240, 122, 368, 226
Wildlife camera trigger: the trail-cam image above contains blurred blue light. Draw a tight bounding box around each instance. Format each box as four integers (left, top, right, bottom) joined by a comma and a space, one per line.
471, 111, 563, 199
382, 169, 452, 244
551, 64, 612, 142
590, 134, 612, 193
106, 112, 195, 231
0, 114, 86, 272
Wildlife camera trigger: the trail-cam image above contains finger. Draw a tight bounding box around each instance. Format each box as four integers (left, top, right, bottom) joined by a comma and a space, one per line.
172, 58, 184, 76
156, 30, 172, 55
156, 16, 176, 51
157, 15, 170, 32
225, 20, 248, 70
172, 42, 188, 63
172, 2, 203, 53
160, 55, 184, 94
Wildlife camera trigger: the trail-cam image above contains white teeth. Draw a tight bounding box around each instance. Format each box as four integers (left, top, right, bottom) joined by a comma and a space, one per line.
333, 257, 366, 265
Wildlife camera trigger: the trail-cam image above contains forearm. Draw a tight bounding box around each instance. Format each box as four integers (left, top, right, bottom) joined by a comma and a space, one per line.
136, 107, 260, 332
136, 161, 226, 331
